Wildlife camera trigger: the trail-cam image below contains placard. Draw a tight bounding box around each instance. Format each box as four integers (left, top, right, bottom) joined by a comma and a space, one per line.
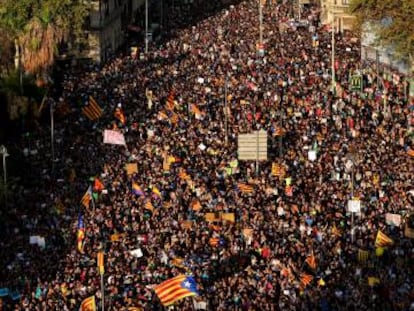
347, 199, 361, 213
385, 213, 401, 226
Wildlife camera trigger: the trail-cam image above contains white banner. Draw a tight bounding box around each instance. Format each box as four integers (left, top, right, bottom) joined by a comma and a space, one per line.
347, 199, 361, 213
385, 213, 401, 226
103, 130, 126, 145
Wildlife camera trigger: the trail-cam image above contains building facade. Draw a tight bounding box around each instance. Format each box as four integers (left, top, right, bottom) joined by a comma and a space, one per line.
82, 0, 145, 63
320, 0, 355, 32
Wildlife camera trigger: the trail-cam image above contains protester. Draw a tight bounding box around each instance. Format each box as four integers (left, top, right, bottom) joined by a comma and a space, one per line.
1, 0, 413, 310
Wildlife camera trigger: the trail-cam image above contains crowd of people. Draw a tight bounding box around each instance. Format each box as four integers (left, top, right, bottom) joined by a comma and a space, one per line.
1, 0, 414, 310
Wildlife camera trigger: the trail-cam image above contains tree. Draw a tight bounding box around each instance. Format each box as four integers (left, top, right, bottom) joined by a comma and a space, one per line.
0, 0, 88, 75
349, 0, 414, 70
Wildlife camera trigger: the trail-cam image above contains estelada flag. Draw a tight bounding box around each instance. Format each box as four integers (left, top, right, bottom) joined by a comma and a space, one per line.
80, 296, 96, 311
81, 186, 93, 208
82, 96, 102, 121
154, 275, 198, 306
375, 230, 394, 248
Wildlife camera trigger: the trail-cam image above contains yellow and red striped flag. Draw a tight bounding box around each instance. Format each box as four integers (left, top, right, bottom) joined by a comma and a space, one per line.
300, 273, 313, 287
358, 249, 369, 263
237, 183, 254, 194
375, 230, 394, 248
80, 296, 96, 311
209, 237, 220, 247
144, 200, 154, 213
114, 108, 126, 125
165, 91, 175, 111
97, 251, 104, 275
82, 96, 102, 121
305, 254, 317, 270
154, 275, 198, 306
271, 163, 285, 176
179, 171, 191, 181
81, 186, 93, 208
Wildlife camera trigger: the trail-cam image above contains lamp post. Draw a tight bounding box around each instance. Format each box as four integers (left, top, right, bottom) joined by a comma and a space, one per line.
50, 99, 55, 173
0, 145, 9, 207
345, 153, 356, 242
331, 14, 336, 94
259, 0, 263, 48
224, 75, 229, 146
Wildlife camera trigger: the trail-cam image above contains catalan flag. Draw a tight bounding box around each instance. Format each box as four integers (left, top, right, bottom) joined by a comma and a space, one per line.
152, 186, 162, 199
144, 200, 154, 213
170, 112, 179, 124
375, 230, 394, 248
368, 277, 380, 287
209, 237, 220, 247
300, 273, 313, 287
114, 107, 126, 125
407, 148, 414, 157
166, 91, 175, 111
179, 171, 191, 181
171, 257, 185, 268
97, 251, 104, 275
79, 295, 96, 311
158, 110, 168, 120
190, 199, 202, 212
271, 163, 284, 176
81, 186, 93, 208
358, 249, 369, 263
305, 254, 317, 270
237, 183, 254, 194
132, 182, 145, 196
77, 214, 85, 253
154, 275, 198, 306
82, 96, 102, 121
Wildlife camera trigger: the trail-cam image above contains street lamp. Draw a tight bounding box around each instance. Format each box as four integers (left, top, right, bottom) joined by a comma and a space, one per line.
331, 14, 336, 94
345, 152, 357, 242
0, 145, 9, 206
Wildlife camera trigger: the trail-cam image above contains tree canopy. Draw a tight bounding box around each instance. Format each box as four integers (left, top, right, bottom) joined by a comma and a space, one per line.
0, 0, 88, 74
349, 0, 414, 68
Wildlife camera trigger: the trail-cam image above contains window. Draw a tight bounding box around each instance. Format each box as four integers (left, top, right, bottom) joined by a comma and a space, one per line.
342, 0, 349, 4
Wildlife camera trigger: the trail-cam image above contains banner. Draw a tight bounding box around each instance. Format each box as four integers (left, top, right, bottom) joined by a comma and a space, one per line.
103, 130, 126, 145
385, 213, 401, 226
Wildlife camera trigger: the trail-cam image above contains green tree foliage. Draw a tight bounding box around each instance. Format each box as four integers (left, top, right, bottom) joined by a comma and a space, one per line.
0, 0, 88, 74
349, 0, 414, 66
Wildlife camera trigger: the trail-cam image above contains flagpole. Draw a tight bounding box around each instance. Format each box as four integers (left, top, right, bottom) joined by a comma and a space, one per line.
98, 251, 105, 311
101, 272, 105, 311
50, 98, 55, 173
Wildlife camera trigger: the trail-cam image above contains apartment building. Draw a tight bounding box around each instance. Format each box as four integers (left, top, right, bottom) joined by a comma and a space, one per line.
72, 0, 145, 63
319, 0, 355, 32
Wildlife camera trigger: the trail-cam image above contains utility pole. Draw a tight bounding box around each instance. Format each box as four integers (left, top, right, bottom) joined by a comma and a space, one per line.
259, 0, 263, 46
224, 75, 229, 146
331, 16, 336, 94
50, 99, 55, 173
